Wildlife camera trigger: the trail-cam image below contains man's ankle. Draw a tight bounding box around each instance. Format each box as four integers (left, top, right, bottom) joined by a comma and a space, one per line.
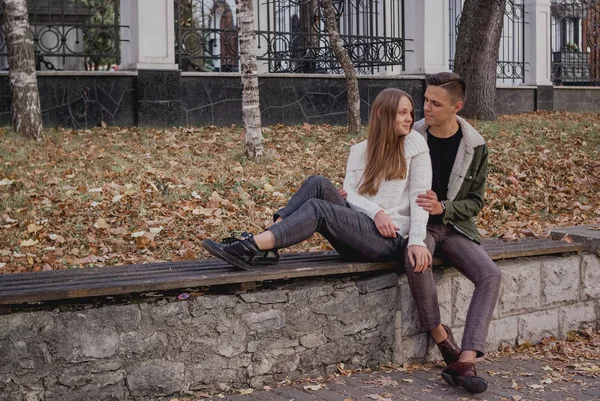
430, 324, 448, 344
458, 350, 477, 364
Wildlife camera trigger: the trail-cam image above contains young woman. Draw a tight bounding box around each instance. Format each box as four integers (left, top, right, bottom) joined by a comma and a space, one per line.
202, 88, 432, 271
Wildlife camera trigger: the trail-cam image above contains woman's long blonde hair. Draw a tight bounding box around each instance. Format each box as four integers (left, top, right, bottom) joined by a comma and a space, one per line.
358, 88, 415, 196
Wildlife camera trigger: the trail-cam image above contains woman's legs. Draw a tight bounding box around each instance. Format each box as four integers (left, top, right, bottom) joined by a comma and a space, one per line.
254, 174, 347, 251
268, 198, 404, 261
274, 175, 346, 221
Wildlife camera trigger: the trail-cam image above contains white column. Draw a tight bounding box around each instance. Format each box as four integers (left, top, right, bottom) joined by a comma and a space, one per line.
403, 0, 450, 74
119, 0, 178, 70
524, 0, 552, 85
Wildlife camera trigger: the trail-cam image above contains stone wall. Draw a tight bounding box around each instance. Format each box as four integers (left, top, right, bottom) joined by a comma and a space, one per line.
554, 87, 600, 113
495, 87, 536, 115
2, 252, 599, 401
0, 275, 398, 401
394, 254, 600, 365
2, 71, 600, 129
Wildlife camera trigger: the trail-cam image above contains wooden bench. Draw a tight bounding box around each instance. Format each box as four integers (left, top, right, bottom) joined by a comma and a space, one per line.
0, 238, 583, 305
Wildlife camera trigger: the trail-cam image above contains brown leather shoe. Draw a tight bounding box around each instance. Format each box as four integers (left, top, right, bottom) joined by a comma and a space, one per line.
435, 324, 461, 365
441, 361, 488, 394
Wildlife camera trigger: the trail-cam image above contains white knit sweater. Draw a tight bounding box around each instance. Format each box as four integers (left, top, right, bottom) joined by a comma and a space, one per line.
343, 130, 432, 247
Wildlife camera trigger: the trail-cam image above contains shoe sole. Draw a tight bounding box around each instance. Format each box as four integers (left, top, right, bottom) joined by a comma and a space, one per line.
441, 372, 487, 394
202, 239, 253, 271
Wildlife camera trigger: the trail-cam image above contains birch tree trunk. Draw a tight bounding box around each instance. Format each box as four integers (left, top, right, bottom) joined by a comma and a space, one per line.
235, 0, 263, 158
322, 0, 360, 135
2, 0, 43, 140
453, 0, 507, 120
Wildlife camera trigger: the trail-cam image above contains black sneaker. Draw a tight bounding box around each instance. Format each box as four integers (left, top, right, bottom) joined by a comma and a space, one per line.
202, 232, 279, 271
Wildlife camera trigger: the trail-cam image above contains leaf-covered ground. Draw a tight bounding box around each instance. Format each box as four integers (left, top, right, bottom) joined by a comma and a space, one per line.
0, 112, 599, 273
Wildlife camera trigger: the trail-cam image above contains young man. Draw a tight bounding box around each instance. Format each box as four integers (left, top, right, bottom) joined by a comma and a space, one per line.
407, 72, 502, 394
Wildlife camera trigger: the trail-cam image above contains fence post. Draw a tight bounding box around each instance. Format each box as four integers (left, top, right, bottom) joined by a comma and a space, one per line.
524, 0, 552, 86
404, 0, 450, 74
119, 0, 178, 70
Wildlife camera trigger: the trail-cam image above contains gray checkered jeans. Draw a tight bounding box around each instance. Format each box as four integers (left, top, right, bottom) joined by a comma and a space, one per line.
268, 175, 405, 261
404, 224, 502, 356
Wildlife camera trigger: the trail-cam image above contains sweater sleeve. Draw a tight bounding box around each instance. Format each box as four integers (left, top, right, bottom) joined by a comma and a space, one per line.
343, 144, 384, 220
407, 150, 432, 247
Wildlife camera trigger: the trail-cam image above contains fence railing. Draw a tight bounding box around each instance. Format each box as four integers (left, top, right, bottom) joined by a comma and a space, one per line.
175, 0, 407, 74
0, 0, 127, 71
449, 0, 526, 84
551, 0, 600, 86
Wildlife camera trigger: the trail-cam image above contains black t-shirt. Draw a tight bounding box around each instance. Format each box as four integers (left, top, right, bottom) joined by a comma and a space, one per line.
427, 128, 463, 224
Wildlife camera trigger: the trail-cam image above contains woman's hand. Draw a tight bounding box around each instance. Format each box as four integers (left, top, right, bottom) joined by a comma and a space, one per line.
407, 245, 432, 273
337, 188, 348, 199
374, 211, 398, 238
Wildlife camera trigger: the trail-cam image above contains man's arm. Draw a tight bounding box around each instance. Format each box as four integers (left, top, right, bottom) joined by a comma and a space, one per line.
442, 145, 488, 222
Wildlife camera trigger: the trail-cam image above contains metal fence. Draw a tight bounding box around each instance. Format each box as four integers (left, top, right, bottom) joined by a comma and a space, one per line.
0, 0, 126, 71
551, 0, 600, 86
449, 0, 526, 84
175, 0, 407, 74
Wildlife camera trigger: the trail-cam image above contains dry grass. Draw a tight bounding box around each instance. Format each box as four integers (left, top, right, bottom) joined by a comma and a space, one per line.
0, 111, 599, 273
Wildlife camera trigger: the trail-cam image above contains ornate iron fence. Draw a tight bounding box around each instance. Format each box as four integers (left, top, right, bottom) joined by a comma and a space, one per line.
0, 0, 126, 71
449, 0, 526, 83
551, 0, 600, 86
175, 0, 407, 74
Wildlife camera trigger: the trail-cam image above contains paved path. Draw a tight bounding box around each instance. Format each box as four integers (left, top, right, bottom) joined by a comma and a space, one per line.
218, 350, 600, 401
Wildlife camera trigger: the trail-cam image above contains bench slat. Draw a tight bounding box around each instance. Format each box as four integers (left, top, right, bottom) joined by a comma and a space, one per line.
0, 238, 582, 305
0, 261, 394, 305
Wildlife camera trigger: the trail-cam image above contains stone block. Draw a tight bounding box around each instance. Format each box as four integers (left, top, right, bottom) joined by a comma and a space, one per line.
582, 255, 600, 300
312, 288, 360, 316
191, 295, 238, 311
300, 331, 328, 349
127, 360, 185, 397
498, 260, 541, 317
0, 311, 55, 340
401, 333, 428, 362
486, 316, 518, 352
356, 273, 398, 294
240, 291, 288, 304
540, 256, 580, 306
558, 302, 598, 334
286, 283, 334, 305
517, 309, 559, 344
242, 310, 285, 333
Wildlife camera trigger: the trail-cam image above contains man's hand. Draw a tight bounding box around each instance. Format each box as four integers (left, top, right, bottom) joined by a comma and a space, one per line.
337, 188, 348, 199
374, 210, 398, 238
407, 245, 432, 273
416, 190, 444, 215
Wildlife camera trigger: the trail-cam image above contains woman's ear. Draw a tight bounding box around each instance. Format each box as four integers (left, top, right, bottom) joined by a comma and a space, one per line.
376, 108, 381, 120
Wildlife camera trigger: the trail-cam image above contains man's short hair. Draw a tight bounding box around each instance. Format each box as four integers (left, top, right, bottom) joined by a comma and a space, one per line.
426, 72, 466, 103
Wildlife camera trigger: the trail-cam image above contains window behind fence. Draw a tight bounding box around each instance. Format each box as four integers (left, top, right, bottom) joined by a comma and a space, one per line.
0, 0, 127, 71
449, 0, 526, 84
175, 0, 407, 74
551, 0, 600, 86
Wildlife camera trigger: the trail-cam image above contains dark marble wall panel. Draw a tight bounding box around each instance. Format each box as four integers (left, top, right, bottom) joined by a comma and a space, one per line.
182, 75, 425, 127
3, 73, 600, 130
137, 70, 182, 128
554, 88, 600, 112
496, 88, 536, 115
0, 75, 136, 129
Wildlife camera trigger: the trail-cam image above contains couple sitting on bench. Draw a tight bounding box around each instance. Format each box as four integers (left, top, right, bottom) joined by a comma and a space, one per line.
202, 72, 502, 395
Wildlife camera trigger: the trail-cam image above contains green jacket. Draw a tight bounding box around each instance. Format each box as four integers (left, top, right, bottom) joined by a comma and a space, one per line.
413, 116, 488, 243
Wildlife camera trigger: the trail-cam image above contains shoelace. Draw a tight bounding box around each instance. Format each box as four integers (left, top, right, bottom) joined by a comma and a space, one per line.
221, 231, 253, 245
